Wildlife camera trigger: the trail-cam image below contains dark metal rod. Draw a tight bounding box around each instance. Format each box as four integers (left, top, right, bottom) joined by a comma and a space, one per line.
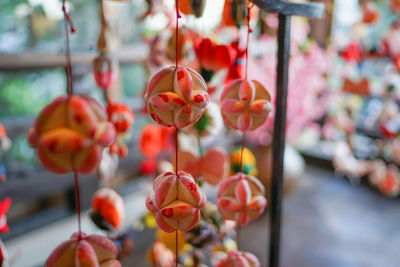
269, 14, 291, 267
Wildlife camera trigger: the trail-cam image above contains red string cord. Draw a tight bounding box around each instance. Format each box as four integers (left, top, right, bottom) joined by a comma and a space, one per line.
62, 0, 76, 96
175, 230, 179, 267
239, 132, 247, 173
175, 0, 181, 68
174, 2, 182, 265
62, 1, 81, 240
74, 171, 82, 240
174, 81, 179, 267
244, 3, 254, 80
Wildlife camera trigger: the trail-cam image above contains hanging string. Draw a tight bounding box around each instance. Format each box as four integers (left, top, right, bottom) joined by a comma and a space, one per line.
174, 2, 182, 265
62, 0, 81, 241
175, 126, 179, 267
175, 0, 182, 68
244, 3, 254, 80
62, 0, 76, 96
175, 229, 179, 267
237, 2, 254, 250
74, 171, 82, 240
239, 132, 247, 173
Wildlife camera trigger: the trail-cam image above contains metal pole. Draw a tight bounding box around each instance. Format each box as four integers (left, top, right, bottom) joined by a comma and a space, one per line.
269, 13, 291, 267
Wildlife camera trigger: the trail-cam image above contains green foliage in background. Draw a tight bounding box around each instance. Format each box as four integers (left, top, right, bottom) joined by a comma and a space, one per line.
0, 69, 65, 118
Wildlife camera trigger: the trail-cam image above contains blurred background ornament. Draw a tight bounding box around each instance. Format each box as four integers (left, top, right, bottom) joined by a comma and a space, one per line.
215, 249, 260, 267
45, 232, 120, 267
93, 54, 120, 91
146, 241, 175, 267
230, 147, 257, 176
28, 95, 116, 174
174, 147, 229, 185
91, 188, 124, 231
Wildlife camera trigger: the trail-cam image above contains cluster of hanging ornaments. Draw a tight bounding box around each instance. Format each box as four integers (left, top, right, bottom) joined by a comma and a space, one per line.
143, 1, 271, 266
27, 1, 125, 266
144, 0, 211, 265
214, 3, 269, 267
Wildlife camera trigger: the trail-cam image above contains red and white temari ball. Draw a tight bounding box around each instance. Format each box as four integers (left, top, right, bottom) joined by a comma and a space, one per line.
45, 232, 120, 267
215, 249, 260, 267
146, 170, 207, 233
145, 66, 209, 128
28, 95, 116, 174
220, 79, 272, 132
217, 172, 267, 226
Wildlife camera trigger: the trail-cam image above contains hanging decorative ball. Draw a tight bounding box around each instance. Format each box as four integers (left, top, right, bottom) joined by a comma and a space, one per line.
107, 103, 134, 134
221, 0, 258, 27
139, 124, 164, 157
220, 79, 272, 132
97, 148, 119, 185
178, 0, 206, 18
45, 232, 121, 267
107, 103, 135, 158
175, 147, 229, 185
93, 54, 119, 91
217, 173, 266, 226
194, 38, 236, 72
28, 95, 116, 174
146, 171, 207, 233
91, 188, 124, 230
146, 241, 175, 267
215, 249, 260, 267
156, 229, 186, 253
230, 147, 258, 176
145, 66, 209, 128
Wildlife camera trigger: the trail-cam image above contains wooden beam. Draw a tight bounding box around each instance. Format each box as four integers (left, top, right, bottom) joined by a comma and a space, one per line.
0, 44, 149, 71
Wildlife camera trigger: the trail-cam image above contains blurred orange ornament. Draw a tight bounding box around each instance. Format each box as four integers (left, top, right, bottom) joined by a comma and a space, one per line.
221, 0, 258, 27
194, 38, 236, 72
45, 232, 120, 267
92, 188, 124, 230
28, 95, 116, 174
139, 124, 163, 157
107, 103, 134, 134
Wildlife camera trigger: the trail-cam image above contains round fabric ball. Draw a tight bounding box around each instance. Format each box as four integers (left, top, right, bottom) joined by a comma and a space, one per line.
145, 66, 209, 128
221, 79, 272, 132
146, 171, 207, 233
217, 173, 266, 226
28, 95, 116, 174
107, 103, 134, 134
215, 249, 260, 267
45, 232, 120, 267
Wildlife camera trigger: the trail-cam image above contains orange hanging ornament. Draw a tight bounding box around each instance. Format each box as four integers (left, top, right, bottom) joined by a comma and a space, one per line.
28, 95, 116, 174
